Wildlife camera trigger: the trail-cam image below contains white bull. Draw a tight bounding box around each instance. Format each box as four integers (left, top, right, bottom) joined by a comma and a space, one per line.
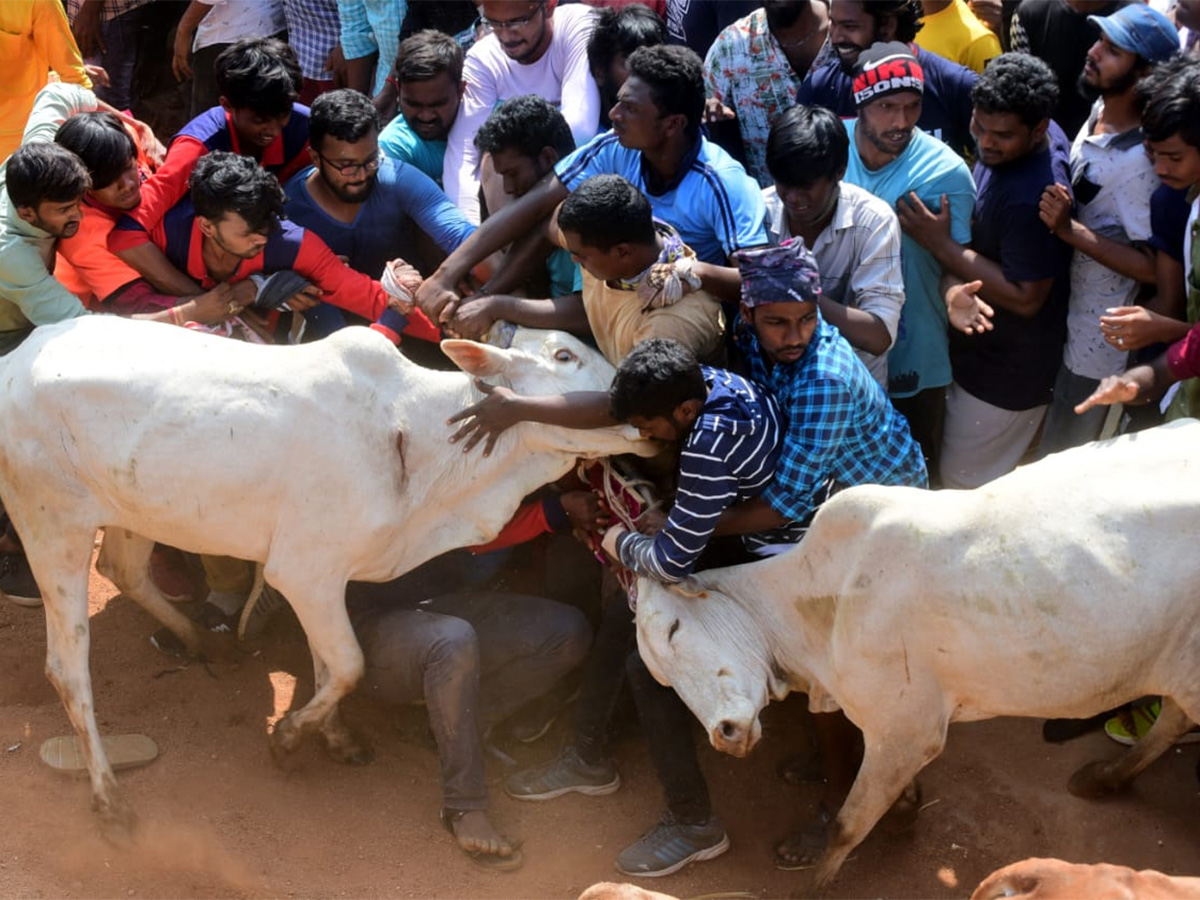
635, 419, 1200, 889
0, 316, 649, 829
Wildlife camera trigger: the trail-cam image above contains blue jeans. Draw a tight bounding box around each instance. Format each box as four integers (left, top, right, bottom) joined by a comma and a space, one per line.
87, 5, 149, 112
348, 580, 591, 811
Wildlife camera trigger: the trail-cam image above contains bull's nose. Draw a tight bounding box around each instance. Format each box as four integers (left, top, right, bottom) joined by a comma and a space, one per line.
711, 719, 752, 757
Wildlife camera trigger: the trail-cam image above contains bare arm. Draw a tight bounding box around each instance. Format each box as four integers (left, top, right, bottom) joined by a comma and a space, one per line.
1074, 355, 1176, 413
1039, 183, 1155, 285
448, 293, 591, 341
1095, 251, 1188, 351
690, 260, 744, 306
114, 243, 203, 296
446, 384, 615, 456
817, 298, 892, 355
416, 174, 571, 322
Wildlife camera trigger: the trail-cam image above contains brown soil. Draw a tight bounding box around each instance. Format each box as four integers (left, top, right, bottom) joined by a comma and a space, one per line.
0, 551, 1197, 900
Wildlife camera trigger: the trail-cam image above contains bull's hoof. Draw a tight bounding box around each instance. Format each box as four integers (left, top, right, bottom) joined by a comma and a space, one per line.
268, 715, 306, 768
1067, 760, 1126, 799
320, 729, 374, 766
95, 796, 138, 846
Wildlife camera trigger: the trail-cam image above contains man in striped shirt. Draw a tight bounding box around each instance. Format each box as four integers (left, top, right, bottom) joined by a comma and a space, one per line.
605, 338, 792, 583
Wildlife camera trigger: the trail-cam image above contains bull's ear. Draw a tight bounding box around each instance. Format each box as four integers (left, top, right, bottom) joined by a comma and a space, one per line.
441, 339, 508, 377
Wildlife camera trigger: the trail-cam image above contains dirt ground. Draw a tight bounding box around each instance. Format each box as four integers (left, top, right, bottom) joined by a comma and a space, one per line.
0, 549, 1198, 900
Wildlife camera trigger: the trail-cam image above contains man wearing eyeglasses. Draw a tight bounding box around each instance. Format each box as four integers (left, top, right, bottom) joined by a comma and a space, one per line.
444, 0, 603, 222
283, 90, 476, 296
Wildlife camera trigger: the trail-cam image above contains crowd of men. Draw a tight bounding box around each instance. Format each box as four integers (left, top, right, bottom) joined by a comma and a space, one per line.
2, 0, 1200, 879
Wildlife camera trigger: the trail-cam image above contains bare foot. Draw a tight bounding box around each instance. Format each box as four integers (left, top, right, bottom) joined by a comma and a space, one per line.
447, 810, 514, 858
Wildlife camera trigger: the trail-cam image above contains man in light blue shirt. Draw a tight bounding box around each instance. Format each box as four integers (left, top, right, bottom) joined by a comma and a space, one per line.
377, 29, 464, 185
842, 41, 975, 483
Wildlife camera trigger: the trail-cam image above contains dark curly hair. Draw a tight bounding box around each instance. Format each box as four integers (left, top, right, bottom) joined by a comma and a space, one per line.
189, 151, 284, 234
1139, 55, 1200, 148
557, 175, 656, 251
609, 338, 706, 423
625, 45, 705, 139
309, 89, 380, 151
474, 94, 575, 160
971, 52, 1059, 128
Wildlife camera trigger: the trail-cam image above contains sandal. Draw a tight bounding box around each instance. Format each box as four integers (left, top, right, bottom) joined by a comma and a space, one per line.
440, 809, 524, 872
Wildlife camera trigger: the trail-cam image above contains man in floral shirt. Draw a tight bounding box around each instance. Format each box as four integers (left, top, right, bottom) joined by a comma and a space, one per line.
703, 0, 836, 186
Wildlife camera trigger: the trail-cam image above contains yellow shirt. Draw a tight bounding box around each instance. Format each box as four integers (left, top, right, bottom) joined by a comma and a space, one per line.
916, 0, 1001, 75
0, 0, 91, 161
581, 267, 725, 367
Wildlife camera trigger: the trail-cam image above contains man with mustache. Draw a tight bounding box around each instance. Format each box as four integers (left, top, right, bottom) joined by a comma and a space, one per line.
444, 0, 603, 223
796, 0, 978, 160
841, 41, 975, 484
1036, 3, 1181, 454
702, 0, 836, 186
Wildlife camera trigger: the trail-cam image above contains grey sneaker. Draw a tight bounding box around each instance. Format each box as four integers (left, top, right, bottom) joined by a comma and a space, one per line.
615, 812, 730, 878
0, 553, 42, 608
504, 745, 620, 801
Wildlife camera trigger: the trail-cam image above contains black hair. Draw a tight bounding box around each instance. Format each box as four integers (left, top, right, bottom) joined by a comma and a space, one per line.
5, 142, 90, 209
609, 338, 706, 423
189, 151, 284, 234
587, 4, 667, 81
474, 94, 575, 160
861, 0, 924, 43
625, 45, 706, 139
54, 111, 136, 190
214, 37, 302, 117
557, 174, 657, 251
309, 89, 380, 151
395, 28, 464, 84
766, 105, 849, 188
971, 52, 1059, 127
1139, 55, 1200, 148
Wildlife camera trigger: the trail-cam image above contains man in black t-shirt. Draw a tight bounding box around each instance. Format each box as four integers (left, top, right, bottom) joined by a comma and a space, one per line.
897, 53, 1073, 488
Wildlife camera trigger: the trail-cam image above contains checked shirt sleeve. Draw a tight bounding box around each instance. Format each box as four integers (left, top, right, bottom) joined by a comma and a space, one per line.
762, 377, 855, 522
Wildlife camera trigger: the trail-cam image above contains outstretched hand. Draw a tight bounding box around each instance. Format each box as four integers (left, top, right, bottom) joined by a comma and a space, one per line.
1074, 374, 1139, 414
446, 379, 523, 456
946, 279, 994, 335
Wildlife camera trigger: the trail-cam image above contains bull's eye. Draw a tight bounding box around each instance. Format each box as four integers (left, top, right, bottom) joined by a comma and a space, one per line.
667, 618, 680, 643
553, 348, 577, 363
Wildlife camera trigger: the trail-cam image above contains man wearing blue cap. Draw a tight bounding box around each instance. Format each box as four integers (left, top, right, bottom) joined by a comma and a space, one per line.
1037, 2, 1181, 454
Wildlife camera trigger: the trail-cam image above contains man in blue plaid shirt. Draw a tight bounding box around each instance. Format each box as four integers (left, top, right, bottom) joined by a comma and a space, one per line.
728, 238, 928, 536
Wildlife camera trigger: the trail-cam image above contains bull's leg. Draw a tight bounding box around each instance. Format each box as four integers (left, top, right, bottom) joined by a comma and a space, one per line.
31, 528, 134, 832
1068, 697, 1195, 799
808, 712, 948, 891
264, 572, 364, 764
310, 649, 372, 765
96, 529, 224, 660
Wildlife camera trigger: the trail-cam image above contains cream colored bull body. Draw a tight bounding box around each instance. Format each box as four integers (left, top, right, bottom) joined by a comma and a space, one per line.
0, 316, 649, 827
636, 420, 1200, 888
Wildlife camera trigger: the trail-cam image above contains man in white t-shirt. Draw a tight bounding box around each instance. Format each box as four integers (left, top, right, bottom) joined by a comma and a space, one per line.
444, 0, 602, 222
1037, 4, 1180, 453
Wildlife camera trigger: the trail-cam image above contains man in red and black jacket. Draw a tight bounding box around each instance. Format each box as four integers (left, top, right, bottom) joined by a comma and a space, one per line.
112, 37, 315, 297
111, 151, 438, 344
